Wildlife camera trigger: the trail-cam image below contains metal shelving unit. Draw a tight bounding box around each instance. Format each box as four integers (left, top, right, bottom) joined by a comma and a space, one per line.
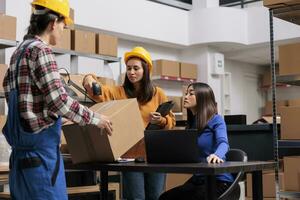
152, 75, 196, 83
266, 2, 300, 199
53, 48, 120, 64
0, 39, 18, 98
0, 39, 17, 49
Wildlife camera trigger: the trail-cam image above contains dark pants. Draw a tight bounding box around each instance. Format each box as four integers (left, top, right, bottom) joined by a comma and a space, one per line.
159, 176, 240, 200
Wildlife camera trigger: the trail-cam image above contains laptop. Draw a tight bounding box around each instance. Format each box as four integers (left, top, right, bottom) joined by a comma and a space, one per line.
144, 129, 200, 163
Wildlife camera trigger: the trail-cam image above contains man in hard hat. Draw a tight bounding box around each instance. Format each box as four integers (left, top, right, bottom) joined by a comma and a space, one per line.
83, 47, 176, 200
2, 0, 113, 199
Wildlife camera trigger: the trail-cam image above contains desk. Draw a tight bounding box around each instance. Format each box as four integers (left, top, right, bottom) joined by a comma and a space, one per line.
65, 161, 275, 200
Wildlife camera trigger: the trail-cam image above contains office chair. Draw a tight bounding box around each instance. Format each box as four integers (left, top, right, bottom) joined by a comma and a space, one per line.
218, 148, 247, 200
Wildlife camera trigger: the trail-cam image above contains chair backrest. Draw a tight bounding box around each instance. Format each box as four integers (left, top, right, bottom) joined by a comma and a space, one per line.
218, 148, 247, 200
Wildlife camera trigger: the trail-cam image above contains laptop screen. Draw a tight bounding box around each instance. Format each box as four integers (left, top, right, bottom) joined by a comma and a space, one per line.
144, 129, 200, 163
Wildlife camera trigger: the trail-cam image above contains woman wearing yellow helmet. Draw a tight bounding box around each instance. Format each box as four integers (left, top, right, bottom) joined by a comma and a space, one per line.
2, 1, 112, 199
83, 46, 176, 200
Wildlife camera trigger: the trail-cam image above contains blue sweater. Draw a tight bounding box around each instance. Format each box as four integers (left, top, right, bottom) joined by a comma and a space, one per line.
192, 114, 233, 183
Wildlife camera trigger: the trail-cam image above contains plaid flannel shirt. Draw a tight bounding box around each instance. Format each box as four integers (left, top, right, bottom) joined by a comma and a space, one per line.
3, 36, 98, 133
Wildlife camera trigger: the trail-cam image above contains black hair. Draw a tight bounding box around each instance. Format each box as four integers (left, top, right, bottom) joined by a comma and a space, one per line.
123, 56, 156, 105
24, 5, 65, 40
186, 82, 218, 131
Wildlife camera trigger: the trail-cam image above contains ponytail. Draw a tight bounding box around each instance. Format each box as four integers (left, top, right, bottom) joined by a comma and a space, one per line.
24, 5, 64, 40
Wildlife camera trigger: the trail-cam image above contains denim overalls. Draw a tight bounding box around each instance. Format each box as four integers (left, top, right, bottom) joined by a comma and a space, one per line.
2, 40, 67, 200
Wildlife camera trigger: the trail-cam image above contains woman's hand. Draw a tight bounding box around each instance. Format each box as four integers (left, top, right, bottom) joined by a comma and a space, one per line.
149, 112, 162, 124
207, 154, 224, 164
95, 113, 113, 136
83, 75, 97, 95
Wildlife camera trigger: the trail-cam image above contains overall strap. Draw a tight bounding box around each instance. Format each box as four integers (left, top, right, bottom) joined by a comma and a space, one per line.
14, 40, 34, 93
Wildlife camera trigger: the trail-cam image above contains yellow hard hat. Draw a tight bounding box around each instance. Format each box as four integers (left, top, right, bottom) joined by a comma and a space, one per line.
31, 0, 73, 25
124, 47, 153, 74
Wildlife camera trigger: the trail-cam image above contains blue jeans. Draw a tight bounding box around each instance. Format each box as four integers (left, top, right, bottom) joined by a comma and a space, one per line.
122, 172, 166, 200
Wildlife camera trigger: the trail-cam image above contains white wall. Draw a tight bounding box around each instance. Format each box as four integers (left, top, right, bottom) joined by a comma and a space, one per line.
225, 59, 265, 124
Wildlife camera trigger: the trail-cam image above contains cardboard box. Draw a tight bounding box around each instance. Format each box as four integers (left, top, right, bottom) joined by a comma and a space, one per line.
0, 115, 6, 131
261, 68, 279, 87
0, 64, 8, 94
180, 62, 197, 79
281, 106, 300, 139
62, 99, 144, 163
153, 60, 180, 78
279, 43, 300, 75
283, 156, 300, 191
71, 29, 96, 54
96, 33, 118, 57
264, 0, 300, 8
69, 8, 74, 22
167, 96, 182, 113
288, 98, 300, 106
165, 174, 191, 190
263, 100, 288, 116
0, 14, 16, 40
52, 29, 71, 50
246, 172, 284, 197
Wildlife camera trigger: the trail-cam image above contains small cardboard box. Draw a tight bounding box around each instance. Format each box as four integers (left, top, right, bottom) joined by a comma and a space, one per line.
53, 29, 71, 50
283, 156, 300, 191
165, 174, 192, 190
279, 43, 300, 75
246, 172, 284, 197
0, 115, 7, 131
263, 100, 288, 116
0, 64, 8, 94
288, 98, 300, 106
264, 0, 300, 8
153, 60, 180, 78
0, 14, 16, 40
281, 106, 300, 139
71, 29, 96, 54
62, 99, 144, 163
96, 33, 118, 57
180, 62, 197, 79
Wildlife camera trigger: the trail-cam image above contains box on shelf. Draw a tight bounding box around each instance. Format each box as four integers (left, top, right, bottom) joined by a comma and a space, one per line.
264, 0, 300, 8
0, 64, 8, 94
283, 156, 300, 191
246, 172, 284, 198
279, 43, 300, 75
71, 29, 96, 54
167, 96, 182, 113
62, 99, 144, 163
69, 8, 74, 22
52, 29, 71, 50
165, 174, 192, 191
261, 68, 279, 87
0, 115, 7, 130
0, 14, 16, 40
288, 98, 300, 106
153, 60, 180, 78
180, 62, 197, 79
281, 106, 300, 139
96, 33, 118, 57
263, 100, 288, 116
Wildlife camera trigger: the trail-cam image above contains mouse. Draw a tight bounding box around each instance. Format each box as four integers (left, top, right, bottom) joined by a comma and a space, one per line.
134, 157, 145, 163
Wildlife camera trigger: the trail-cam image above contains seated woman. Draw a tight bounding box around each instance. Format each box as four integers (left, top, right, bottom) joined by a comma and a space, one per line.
159, 82, 240, 200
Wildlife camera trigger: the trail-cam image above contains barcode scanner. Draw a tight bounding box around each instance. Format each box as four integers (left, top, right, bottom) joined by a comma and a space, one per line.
92, 82, 101, 96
